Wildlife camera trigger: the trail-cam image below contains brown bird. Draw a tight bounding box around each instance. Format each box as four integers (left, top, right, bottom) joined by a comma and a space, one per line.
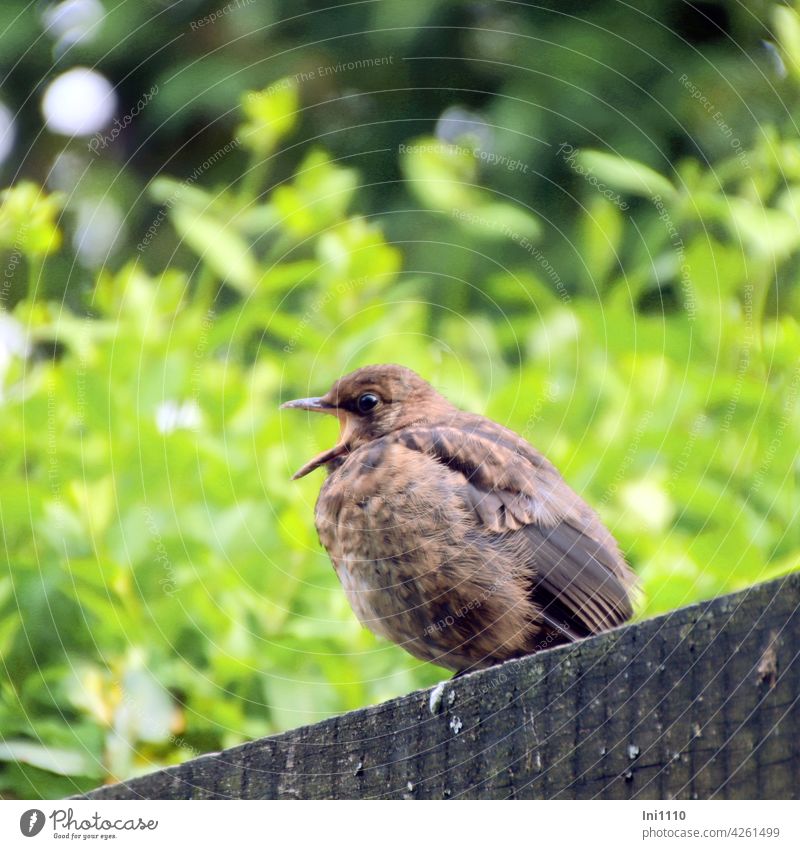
282, 365, 637, 674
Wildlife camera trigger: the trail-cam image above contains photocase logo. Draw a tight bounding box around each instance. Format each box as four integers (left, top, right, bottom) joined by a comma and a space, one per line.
19, 809, 45, 837
14, 807, 159, 839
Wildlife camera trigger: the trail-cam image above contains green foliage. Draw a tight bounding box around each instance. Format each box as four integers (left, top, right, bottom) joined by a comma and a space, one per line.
0, 183, 64, 257
1, 1, 800, 799
239, 81, 299, 155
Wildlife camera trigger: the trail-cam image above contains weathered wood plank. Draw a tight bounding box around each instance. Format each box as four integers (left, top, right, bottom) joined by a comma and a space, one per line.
82, 574, 800, 799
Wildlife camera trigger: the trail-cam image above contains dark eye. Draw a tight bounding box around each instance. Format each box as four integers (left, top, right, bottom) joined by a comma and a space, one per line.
357, 392, 380, 414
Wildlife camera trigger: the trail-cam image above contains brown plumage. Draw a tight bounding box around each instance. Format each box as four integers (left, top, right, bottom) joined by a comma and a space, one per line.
282, 364, 637, 674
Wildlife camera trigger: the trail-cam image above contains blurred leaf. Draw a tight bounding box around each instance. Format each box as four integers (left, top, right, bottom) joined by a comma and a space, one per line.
577, 150, 676, 199
401, 136, 481, 210
316, 217, 402, 287
148, 178, 216, 212
171, 208, 259, 293
725, 198, 800, 262
462, 201, 541, 241
0, 182, 64, 257
239, 80, 299, 155
580, 196, 624, 288
0, 740, 102, 778
773, 5, 800, 82
0, 609, 18, 658
273, 150, 359, 238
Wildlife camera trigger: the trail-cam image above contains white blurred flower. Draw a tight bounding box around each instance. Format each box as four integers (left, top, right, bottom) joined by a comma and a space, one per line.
620, 478, 675, 533
762, 40, 788, 80
156, 400, 202, 434
42, 0, 104, 53
0, 313, 31, 400
42, 67, 116, 136
0, 102, 15, 166
435, 106, 493, 151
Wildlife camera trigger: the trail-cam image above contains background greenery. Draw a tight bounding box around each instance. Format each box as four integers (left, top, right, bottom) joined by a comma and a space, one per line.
1, 0, 799, 797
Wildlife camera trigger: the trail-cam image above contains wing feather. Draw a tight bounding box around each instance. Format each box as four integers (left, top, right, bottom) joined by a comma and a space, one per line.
395, 416, 637, 639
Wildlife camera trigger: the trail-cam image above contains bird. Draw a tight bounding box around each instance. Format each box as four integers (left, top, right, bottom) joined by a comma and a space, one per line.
282, 364, 637, 675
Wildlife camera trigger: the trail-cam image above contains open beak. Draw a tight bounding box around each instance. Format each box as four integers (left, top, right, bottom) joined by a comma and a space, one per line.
280, 395, 347, 479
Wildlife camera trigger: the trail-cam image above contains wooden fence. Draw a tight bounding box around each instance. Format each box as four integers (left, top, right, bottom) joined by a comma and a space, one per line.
82, 573, 800, 799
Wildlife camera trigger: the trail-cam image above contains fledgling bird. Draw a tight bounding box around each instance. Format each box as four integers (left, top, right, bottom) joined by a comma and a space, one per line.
282, 365, 637, 674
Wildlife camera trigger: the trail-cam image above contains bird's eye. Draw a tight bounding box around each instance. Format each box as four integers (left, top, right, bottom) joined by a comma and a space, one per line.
356, 392, 380, 413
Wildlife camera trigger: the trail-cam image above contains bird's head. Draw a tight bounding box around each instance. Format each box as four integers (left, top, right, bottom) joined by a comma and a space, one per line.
281, 364, 453, 479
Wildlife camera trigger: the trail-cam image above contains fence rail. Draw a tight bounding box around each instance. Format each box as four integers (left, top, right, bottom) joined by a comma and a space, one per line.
82, 573, 800, 799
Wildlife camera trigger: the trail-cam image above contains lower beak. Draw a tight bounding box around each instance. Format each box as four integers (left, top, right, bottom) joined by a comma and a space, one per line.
280, 396, 335, 413
281, 395, 345, 479
289, 442, 349, 480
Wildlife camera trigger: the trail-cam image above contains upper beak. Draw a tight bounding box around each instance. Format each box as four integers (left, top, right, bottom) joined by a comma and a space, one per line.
280, 396, 336, 413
